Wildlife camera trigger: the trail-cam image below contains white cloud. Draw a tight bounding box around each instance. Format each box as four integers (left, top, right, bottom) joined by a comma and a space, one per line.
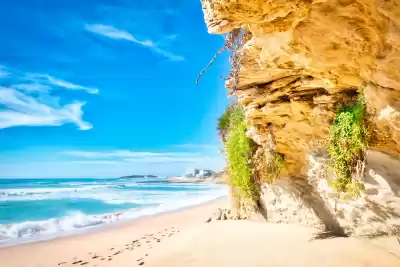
0, 64, 98, 130
152, 47, 185, 61
12, 83, 51, 93
0, 64, 99, 94
61, 149, 224, 168
175, 144, 221, 150
0, 87, 92, 130
85, 24, 154, 47
30, 74, 99, 94
85, 23, 184, 61
0, 65, 10, 78
123, 157, 203, 164
166, 34, 178, 40
63, 150, 199, 159
0, 70, 9, 78
66, 160, 121, 165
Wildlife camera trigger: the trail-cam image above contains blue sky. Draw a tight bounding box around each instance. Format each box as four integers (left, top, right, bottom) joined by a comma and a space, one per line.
0, 0, 230, 178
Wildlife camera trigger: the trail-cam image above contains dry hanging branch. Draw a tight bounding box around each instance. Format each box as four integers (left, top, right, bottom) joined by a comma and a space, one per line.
196, 47, 226, 85
196, 28, 245, 91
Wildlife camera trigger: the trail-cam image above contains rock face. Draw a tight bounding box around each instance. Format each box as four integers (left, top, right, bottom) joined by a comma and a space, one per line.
200, 0, 400, 236
260, 150, 400, 236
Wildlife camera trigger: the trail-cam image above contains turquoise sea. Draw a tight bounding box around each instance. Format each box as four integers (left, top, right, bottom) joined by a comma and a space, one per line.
0, 177, 226, 247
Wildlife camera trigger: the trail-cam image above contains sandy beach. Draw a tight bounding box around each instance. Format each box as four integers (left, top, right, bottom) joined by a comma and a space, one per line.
1, 197, 400, 267
0, 198, 228, 267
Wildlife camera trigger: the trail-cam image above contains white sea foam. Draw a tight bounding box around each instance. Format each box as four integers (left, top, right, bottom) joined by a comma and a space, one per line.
0, 211, 114, 243
0, 185, 109, 195
0, 185, 227, 246
0, 185, 121, 202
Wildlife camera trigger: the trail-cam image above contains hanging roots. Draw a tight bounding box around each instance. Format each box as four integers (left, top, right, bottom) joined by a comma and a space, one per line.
196, 28, 245, 91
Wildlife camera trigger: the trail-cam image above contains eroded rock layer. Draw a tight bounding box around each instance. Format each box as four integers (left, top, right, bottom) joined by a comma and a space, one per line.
200, 0, 400, 235
201, 0, 400, 175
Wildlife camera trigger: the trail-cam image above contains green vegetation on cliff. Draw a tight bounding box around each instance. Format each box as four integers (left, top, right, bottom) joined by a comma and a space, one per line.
328, 92, 369, 197
223, 105, 257, 200
217, 104, 234, 142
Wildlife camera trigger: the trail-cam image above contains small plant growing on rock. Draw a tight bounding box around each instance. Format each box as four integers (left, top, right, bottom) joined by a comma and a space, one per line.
264, 152, 285, 184
328, 89, 369, 197
217, 103, 235, 143
258, 148, 285, 184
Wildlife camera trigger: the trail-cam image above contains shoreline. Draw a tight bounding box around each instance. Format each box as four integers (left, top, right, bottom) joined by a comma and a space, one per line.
0, 197, 228, 267
1, 195, 399, 267
167, 176, 226, 184
0, 196, 228, 249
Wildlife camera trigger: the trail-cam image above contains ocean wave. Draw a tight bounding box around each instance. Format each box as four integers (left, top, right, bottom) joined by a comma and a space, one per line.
0, 188, 161, 204
0, 211, 118, 242
0, 185, 111, 199
0, 186, 227, 245
0, 183, 214, 204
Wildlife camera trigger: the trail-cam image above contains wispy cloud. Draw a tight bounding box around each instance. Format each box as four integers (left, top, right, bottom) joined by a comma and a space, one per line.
152, 47, 184, 61
123, 157, 206, 164
12, 83, 50, 93
0, 87, 92, 130
0, 64, 97, 130
63, 150, 199, 159
84, 23, 184, 61
0, 70, 9, 78
29, 74, 99, 94
1, 65, 99, 95
84, 24, 154, 47
66, 160, 121, 165
0, 65, 9, 78
62, 146, 222, 166
175, 144, 221, 150
61, 149, 224, 166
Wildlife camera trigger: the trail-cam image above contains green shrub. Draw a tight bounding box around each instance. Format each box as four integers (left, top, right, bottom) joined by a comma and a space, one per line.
225, 105, 257, 200
328, 93, 369, 197
217, 105, 233, 142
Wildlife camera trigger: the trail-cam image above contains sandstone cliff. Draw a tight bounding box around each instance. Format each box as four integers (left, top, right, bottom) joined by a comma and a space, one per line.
200, 0, 400, 236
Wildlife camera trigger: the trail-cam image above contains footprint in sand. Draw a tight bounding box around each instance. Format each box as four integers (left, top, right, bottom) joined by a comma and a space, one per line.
80, 262, 89, 266
72, 260, 83, 265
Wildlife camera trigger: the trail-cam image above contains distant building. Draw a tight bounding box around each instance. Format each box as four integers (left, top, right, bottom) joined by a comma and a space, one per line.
184, 169, 213, 178
199, 169, 213, 177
